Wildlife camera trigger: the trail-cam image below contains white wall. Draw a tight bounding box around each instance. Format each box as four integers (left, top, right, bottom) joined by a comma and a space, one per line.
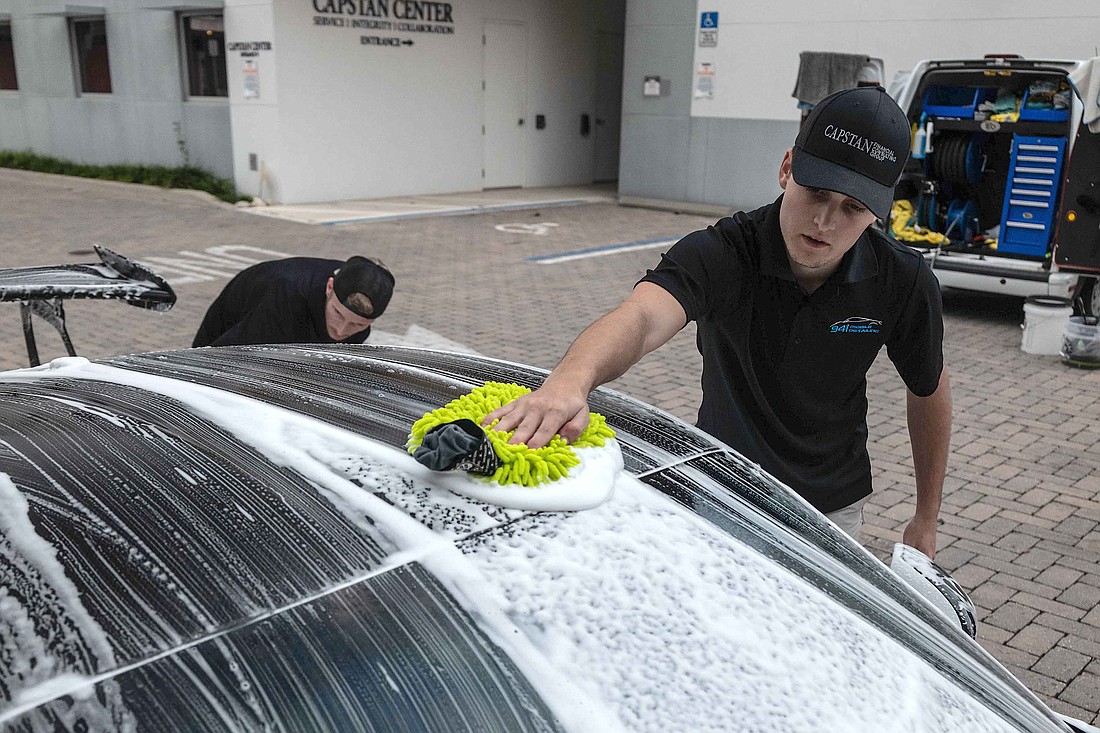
521, 1, 598, 187
1, 0, 619, 203
272, 0, 483, 203
0, 0, 233, 178
225, 0, 281, 200
690, 0, 1100, 120
222, 0, 611, 203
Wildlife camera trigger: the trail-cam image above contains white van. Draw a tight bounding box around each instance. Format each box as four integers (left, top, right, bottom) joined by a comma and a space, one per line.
887, 56, 1100, 315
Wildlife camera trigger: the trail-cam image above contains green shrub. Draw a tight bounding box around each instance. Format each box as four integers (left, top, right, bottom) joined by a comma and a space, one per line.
0, 150, 250, 203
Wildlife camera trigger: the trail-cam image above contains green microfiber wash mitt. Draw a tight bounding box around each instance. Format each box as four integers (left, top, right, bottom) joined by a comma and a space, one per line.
407, 381, 615, 487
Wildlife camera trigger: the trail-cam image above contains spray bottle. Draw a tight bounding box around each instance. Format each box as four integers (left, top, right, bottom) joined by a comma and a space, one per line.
912, 113, 927, 160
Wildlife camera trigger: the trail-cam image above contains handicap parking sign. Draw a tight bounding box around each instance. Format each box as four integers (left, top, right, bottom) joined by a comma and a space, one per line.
700, 12, 718, 29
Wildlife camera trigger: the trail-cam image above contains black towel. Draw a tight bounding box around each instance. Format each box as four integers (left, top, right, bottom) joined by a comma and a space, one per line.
414, 419, 502, 475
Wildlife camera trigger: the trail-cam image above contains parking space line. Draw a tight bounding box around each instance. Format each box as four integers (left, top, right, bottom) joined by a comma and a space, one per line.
528, 237, 678, 265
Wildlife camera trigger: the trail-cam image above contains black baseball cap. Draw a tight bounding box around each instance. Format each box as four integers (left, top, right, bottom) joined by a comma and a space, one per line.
791, 86, 910, 219
332, 256, 395, 318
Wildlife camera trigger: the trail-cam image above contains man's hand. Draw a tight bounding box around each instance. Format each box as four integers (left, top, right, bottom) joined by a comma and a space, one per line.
902, 515, 938, 559
482, 283, 688, 450
482, 384, 591, 449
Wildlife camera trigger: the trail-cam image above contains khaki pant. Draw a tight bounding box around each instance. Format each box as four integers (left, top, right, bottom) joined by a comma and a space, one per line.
825, 496, 870, 541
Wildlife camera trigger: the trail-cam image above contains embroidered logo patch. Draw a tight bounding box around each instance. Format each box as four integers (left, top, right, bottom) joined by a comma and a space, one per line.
823, 124, 898, 163
830, 316, 882, 334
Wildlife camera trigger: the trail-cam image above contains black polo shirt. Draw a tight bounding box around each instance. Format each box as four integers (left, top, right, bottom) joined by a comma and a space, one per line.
641, 196, 943, 512
192, 258, 372, 347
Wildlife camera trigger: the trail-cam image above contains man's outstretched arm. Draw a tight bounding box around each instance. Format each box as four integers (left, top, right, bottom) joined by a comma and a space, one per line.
485, 282, 688, 449
903, 366, 952, 558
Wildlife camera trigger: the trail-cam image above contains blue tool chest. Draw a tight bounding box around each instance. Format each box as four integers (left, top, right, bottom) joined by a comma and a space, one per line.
997, 135, 1067, 257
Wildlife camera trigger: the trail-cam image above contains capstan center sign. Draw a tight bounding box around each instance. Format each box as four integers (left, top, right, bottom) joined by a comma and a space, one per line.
311, 0, 456, 38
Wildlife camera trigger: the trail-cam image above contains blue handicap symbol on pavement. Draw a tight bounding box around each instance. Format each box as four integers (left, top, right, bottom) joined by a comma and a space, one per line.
700, 12, 718, 29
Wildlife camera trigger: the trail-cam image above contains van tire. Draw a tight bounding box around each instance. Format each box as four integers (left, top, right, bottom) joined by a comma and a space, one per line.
1076, 277, 1100, 317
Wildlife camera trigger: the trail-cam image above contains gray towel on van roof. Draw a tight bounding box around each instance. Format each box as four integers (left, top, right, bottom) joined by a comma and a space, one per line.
792, 52, 871, 106
1069, 56, 1100, 132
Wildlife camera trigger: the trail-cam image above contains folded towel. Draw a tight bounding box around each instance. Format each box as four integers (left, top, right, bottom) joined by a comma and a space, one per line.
792, 51, 872, 106
1069, 57, 1100, 132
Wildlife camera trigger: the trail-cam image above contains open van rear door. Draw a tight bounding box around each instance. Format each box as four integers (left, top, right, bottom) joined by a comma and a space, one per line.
1053, 57, 1100, 313
1053, 117, 1100, 274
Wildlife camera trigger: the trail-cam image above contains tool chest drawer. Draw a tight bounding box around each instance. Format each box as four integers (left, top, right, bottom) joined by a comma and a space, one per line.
998, 135, 1066, 257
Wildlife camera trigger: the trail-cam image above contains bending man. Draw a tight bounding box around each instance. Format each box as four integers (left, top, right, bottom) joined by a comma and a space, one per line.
193, 256, 394, 347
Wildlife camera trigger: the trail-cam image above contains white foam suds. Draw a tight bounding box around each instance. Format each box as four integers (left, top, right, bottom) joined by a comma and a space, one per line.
0, 474, 118, 679
4, 359, 1020, 732
4, 360, 619, 732
444, 478, 1019, 732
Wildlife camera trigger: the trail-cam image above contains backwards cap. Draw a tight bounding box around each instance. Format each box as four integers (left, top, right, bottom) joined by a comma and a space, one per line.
332, 256, 395, 318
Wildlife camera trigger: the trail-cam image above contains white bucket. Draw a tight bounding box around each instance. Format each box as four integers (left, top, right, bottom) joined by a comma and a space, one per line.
1021, 295, 1073, 355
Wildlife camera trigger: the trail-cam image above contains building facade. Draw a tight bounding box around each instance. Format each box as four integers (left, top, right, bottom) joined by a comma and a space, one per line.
0, 0, 625, 203
620, 0, 1100, 213
1, 0, 1096, 208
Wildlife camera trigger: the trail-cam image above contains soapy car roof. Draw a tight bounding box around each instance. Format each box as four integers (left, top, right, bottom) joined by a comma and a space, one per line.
0, 345, 1070, 732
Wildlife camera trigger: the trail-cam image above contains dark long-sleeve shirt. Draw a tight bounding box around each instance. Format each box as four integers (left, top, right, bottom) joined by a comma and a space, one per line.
192, 258, 371, 347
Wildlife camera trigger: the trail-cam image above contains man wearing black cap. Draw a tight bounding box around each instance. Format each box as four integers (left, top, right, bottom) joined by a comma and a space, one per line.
192, 256, 394, 347
486, 86, 950, 558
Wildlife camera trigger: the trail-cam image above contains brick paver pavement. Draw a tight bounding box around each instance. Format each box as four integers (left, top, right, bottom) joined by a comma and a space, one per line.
2, 169, 1098, 725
